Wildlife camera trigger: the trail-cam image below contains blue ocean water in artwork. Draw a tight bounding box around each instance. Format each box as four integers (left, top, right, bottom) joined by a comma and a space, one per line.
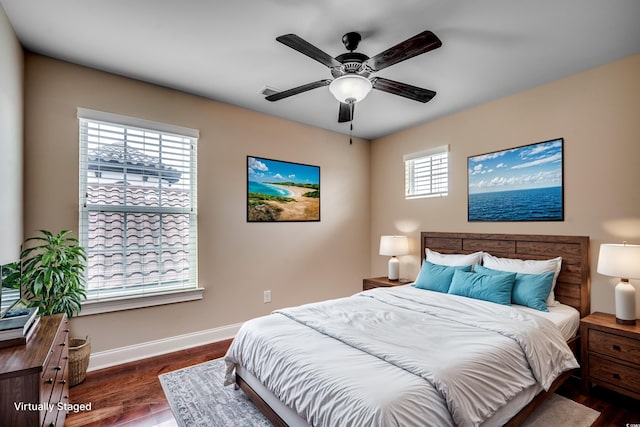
468, 186, 562, 221
248, 181, 293, 197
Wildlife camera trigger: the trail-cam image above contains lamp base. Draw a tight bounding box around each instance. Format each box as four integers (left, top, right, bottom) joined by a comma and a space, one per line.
616, 317, 636, 325
388, 256, 400, 281
615, 279, 637, 325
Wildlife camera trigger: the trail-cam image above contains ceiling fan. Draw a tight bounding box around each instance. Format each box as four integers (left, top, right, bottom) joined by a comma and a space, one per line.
265, 30, 442, 123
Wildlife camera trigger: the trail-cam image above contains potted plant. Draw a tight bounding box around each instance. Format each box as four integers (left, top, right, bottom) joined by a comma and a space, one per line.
20, 229, 91, 385
20, 229, 87, 318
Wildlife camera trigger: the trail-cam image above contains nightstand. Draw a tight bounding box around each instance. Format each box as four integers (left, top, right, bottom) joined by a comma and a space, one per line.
580, 312, 640, 400
363, 276, 411, 291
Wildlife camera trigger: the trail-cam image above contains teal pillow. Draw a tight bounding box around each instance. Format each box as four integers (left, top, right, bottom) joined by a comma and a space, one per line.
448, 269, 516, 305
474, 264, 553, 312
413, 260, 472, 293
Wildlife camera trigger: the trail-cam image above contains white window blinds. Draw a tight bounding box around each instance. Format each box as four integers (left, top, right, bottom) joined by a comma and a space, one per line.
78, 108, 198, 302
404, 145, 449, 199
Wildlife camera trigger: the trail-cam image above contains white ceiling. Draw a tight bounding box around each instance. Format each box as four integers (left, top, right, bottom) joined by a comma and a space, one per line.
2, 0, 640, 140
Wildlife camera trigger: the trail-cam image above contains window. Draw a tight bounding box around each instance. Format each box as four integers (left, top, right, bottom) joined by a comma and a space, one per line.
78, 108, 199, 310
404, 145, 449, 199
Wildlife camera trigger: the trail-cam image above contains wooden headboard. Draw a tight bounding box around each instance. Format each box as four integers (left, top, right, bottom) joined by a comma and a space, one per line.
421, 232, 591, 317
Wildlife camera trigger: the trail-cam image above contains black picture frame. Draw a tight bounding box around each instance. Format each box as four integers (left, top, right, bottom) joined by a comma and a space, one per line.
247, 156, 320, 222
467, 138, 564, 222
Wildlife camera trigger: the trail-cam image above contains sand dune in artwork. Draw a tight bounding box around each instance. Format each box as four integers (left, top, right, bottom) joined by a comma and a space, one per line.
268, 184, 319, 221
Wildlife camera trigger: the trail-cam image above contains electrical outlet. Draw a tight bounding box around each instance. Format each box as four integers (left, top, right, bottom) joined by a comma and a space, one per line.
263, 290, 272, 303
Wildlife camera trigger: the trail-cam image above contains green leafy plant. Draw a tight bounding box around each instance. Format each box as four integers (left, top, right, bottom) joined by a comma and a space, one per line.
20, 230, 87, 318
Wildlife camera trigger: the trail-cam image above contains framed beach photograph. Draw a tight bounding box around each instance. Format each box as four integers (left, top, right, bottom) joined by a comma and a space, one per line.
467, 138, 564, 222
247, 156, 320, 222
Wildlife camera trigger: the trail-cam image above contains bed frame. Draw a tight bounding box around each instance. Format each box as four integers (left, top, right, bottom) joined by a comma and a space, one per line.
237, 231, 591, 427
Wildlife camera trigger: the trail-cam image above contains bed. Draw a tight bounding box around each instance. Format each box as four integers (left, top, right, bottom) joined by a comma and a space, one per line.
224, 232, 591, 427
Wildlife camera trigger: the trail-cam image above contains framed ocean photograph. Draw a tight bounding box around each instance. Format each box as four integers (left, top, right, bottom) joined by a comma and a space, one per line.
247, 156, 320, 222
467, 138, 564, 222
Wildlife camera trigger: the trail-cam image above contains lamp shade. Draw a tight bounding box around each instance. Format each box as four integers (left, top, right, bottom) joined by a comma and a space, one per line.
329, 75, 372, 104
597, 243, 640, 279
379, 236, 410, 257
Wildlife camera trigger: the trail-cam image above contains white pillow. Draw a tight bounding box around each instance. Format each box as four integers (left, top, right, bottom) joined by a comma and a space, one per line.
482, 253, 562, 306
426, 248, 484, 268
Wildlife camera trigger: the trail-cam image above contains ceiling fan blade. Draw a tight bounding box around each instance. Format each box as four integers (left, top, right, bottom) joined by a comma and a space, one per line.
265, 79, 332, 102
338, 102, 354, 123
276, 34, 341, 68
366, 31, 442, 72
372, 77, 436, 103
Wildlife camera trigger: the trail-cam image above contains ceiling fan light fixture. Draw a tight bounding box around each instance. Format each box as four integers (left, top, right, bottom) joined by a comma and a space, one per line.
329, 74, 372, 104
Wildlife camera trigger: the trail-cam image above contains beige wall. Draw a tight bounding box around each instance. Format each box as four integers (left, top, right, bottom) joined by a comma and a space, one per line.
370, 54, 640, 318
0, 5, 23, 264
23, 54, 371, 352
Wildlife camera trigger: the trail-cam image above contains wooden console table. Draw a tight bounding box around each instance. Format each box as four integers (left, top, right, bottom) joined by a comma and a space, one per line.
0, 314, 69, 427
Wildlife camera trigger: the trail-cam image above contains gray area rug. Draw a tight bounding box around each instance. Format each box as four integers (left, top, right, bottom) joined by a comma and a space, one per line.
159, 359, 270, 427
160, 358, 600, 427
521, 393, 600, 427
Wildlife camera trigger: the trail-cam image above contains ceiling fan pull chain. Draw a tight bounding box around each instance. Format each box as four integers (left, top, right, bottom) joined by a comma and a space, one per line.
349, 122, 353, 145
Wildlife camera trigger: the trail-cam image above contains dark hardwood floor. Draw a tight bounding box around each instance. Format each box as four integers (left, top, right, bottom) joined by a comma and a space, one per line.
66, 339, 640, 427
66, 339, 232, 427
557, 378, 640, 427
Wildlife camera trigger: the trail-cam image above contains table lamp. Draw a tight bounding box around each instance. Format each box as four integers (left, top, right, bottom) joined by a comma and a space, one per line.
379, 236, 409, 281
597, 242, 640, 325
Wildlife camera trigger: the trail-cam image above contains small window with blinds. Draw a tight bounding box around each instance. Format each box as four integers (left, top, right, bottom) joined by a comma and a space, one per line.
404, 145, 449, 199
78, 108, 198, 303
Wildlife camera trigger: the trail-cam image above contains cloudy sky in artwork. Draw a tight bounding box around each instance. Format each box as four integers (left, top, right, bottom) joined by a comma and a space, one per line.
248, 156, 319, 185
468, 139, 563, 194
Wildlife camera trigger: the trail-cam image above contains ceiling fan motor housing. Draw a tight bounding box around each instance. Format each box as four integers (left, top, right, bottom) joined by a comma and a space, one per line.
332, 52, 371, 78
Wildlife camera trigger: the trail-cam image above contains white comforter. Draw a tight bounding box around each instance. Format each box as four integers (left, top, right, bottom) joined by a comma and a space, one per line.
224, 286, 578, 427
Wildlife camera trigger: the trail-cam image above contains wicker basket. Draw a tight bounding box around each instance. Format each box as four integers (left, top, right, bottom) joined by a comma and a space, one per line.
68, 337, 91, 387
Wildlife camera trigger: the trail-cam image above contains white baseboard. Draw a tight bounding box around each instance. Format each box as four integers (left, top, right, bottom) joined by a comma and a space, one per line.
87, 322, 243, 372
